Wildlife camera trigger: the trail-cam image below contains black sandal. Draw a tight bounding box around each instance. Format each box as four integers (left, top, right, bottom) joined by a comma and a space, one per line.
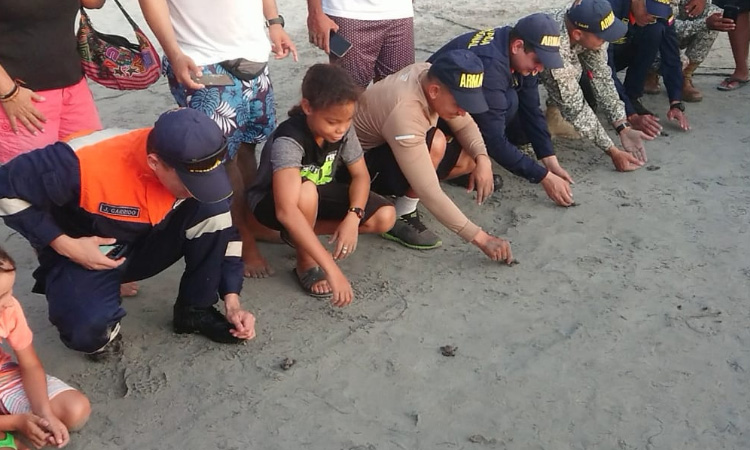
292, 267, 331, 298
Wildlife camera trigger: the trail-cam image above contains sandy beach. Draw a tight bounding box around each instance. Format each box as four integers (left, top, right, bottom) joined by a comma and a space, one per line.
3, 0, 750, 448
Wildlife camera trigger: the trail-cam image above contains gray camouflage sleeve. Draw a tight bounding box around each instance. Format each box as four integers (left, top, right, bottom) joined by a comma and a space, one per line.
579, 44, 627, 127
674, 0, 721, 34
544, 55, 616, 152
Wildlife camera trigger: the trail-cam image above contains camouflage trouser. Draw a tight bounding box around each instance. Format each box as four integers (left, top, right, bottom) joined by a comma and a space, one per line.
651, 22, 719, 69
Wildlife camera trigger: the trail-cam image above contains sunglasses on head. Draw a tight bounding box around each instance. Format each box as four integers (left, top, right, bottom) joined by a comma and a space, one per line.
160, 138, 229, 174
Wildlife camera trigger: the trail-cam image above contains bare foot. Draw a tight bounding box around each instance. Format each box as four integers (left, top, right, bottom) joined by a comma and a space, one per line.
244, 255, 275, 278
120, 282, 139, 297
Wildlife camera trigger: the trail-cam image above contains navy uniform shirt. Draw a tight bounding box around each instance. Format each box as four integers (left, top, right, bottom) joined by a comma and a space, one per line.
429, 27, 552, 184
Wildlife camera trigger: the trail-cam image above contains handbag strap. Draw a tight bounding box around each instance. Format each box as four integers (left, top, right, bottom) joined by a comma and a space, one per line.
110, 0, 142, 31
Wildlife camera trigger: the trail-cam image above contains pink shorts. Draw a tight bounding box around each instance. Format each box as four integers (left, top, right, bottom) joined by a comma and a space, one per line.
0, 77, 102, 163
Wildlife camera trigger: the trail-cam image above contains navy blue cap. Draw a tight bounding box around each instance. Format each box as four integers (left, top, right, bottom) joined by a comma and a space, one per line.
645, 0, 672, 18
148, 108, 232, 203
567, 0, 627, 42
515, 13, 565, 70
428, 49, 489, 114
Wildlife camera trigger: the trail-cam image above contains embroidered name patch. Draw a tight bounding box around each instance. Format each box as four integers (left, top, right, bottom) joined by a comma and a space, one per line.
99, 203, 141, 217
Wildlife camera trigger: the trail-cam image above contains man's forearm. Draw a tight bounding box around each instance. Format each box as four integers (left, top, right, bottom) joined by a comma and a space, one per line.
307, 0, 324, 14
263, 0, 280, 20
138, 0, 182, 60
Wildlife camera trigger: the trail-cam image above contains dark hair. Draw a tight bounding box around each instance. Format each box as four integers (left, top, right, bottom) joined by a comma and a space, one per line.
288, 64, 362, 117
0, 246, 16, 272
508, 28, 536, 53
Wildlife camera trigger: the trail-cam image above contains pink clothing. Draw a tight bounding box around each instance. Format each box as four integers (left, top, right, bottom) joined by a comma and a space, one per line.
0, 297, 33, 367
0, 76, 102, 163
0, 299, 74, 415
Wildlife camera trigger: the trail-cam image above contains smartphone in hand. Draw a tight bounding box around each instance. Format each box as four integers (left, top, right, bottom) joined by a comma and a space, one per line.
191, 73, 235, 86
329, 31, 352, 58
99, 243, 129, 260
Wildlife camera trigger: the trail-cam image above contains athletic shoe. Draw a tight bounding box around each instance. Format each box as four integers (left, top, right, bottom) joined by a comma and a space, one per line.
445, 173, 504, 193
85, 323, 123, 362
173, 305, 242, 344
381, 210, 442, 250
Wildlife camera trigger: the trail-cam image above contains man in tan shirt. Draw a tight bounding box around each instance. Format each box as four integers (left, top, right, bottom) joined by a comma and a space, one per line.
351, 49, 513, 262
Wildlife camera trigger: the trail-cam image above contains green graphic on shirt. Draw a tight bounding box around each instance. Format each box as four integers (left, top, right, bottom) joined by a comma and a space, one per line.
300, 152, 337, 185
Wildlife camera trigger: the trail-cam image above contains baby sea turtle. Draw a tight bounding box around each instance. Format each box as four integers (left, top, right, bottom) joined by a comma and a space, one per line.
440, 345, 457, 357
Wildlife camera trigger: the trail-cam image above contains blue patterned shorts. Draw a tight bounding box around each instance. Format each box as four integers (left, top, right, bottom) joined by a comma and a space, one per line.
163, 57, 277, 158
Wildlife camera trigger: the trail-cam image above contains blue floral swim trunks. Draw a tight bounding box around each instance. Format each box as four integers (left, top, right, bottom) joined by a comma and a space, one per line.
163, 57, 277, 158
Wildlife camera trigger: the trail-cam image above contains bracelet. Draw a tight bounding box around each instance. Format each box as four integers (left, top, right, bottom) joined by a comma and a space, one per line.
0, 83, 18, 102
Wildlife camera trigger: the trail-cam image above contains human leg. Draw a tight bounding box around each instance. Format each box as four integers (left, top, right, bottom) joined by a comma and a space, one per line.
373, 128, 444, 250
36, 251, 125, 354
57, 77, 102, 140
314, 183, 396, 235
373, 17, 415, 82
719, 11, 750, 89
0, 363, 89, 431
227, 145, 277, 278
329, 16, 383, 87
0, 87, 63, 163
623, 25, 664, 102
681, 26, 718, 101
49, 390, 91, 431
165, 60, 279, 275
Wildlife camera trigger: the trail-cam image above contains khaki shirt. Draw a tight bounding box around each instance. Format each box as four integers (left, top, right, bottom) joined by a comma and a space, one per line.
355, 63, 488, 242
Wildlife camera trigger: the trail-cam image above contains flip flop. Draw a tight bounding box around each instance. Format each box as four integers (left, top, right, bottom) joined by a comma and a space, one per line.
292, 267, 331, 298
717, 77, 749, 91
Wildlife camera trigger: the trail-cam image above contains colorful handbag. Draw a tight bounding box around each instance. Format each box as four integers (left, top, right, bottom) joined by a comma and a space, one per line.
77, 0, 161, 90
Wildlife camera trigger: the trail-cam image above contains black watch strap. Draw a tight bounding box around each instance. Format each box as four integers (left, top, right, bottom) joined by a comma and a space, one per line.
615, 121, 631, 134
348, 207, 364, 220
265, 15, 284, 28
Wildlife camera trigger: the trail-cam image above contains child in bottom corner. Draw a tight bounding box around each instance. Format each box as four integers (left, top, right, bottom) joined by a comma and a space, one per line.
0, 247, 90, 449
246, 63, 396, 307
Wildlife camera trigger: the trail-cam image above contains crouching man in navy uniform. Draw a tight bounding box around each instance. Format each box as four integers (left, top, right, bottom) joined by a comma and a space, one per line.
606, 0, 691, 132
429, 13, 575, 207
0, 108, 255, 360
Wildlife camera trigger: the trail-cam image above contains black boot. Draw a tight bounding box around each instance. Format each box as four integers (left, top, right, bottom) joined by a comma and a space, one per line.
173, 304, 242, 344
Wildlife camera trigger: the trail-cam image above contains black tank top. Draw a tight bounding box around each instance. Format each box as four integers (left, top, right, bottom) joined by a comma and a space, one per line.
0, 0, 83, 91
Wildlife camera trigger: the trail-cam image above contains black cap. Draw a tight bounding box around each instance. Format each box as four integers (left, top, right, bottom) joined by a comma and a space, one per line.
515, 13, 565, 69
428, 49, 489, 114
567, 0, 628, 42
148, 108, 232, 203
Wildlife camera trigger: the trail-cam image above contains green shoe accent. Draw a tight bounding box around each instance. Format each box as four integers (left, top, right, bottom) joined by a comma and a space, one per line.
380, 230, 442, 250
0, 432, 17, 450
381, 210, 442, 250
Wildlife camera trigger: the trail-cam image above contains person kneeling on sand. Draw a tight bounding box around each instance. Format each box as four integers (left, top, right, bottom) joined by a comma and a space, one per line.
538, 0, 653, 172
603, 0, 691, 133
347, 49, 513, 263
0, 247, 91, 449
0, 109, 256, 362
429, 13, 575, 207
246, 64, 396, 306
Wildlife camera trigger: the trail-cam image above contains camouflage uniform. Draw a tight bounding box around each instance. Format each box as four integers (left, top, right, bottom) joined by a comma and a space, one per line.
539, 8, 626, 152
652, 0, 721, 68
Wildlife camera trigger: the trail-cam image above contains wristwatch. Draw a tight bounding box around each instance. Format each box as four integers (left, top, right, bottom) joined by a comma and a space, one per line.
615, 121, 632, 134
670, 101, 685, 112
348, 207, 364, 220
265, 15, 285, 28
